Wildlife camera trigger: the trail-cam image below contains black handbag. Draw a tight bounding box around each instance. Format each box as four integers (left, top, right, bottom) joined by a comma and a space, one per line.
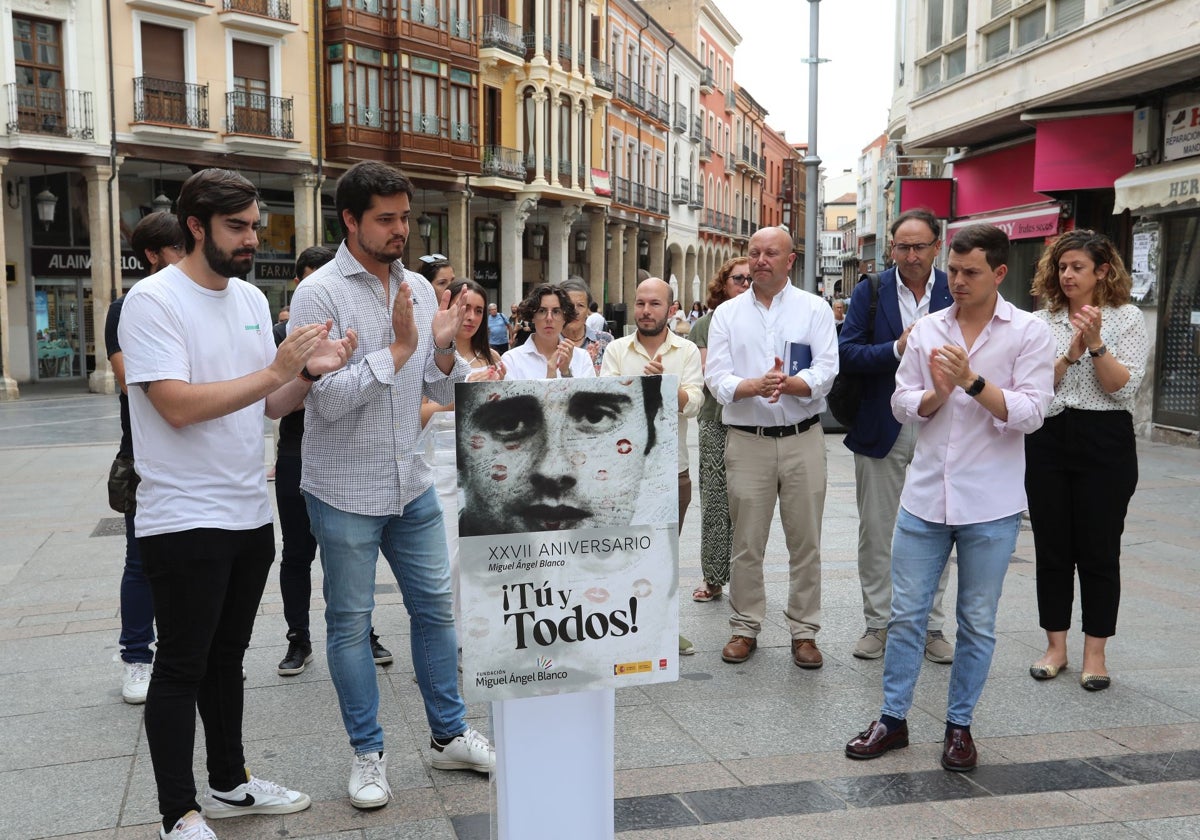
827, 273, 880, 428
107, 455, 140, 515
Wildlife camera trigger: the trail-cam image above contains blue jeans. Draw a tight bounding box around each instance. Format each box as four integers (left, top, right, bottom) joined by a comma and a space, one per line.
119, 511, 155, 663
306, 487, 466, 754
882, 507, 1022, 727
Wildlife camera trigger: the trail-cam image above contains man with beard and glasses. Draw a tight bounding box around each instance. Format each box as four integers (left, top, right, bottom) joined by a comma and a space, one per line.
288, 161, 495, 813
601, 276, 704, 656
119, 169, 355, 840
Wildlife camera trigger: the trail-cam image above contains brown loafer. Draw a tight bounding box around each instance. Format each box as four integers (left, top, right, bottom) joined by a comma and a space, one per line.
941, 726, 977, 772
791, 638, 823, 669
721, 635, 757, 663
846, 720, 909, 760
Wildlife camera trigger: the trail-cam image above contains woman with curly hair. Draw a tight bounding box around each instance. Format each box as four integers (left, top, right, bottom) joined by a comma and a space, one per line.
686, 257, 752, 602
500, 283, 596, 380
1025, 230, 1149, 692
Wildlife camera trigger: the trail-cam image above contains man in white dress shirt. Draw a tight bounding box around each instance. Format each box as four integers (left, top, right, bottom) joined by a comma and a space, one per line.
705, 226, 839, 669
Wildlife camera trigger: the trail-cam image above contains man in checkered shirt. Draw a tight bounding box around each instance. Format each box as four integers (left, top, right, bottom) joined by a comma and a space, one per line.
289, 162, 495, 811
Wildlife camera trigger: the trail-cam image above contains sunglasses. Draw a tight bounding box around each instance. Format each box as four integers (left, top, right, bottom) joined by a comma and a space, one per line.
418, 253, 449, 265
729, 273, 752, 287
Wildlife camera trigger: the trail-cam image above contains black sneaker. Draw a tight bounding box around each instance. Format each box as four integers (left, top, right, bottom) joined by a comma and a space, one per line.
277, 638, 313, 676
370, 631, 393, 666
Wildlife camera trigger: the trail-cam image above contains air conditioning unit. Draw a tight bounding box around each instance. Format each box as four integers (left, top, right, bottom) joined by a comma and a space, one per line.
1132, 106, 1160, 160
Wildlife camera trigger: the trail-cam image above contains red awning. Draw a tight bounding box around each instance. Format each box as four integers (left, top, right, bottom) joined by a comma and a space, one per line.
897, 177, 953, 218
1033, 113, 1134, 193
952, 141, 1048, 217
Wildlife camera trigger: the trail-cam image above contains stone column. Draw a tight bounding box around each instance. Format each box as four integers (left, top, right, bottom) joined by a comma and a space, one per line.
503, 196, 538, 307
85, 163, 118, 395
291, 173, 321, 251
548, 89, 560, 190
549, 0, 560, 70
587, 210, 605, 304
445, 189, 469, 273
648, 230, 665, 281
606, 222, 624, 305
583, 103, 595, 195
0, 157, 17, 399
622, 226, 638, 306
532, 89, 548, 186
532, 0, 548, 66
546, 203, 580, 285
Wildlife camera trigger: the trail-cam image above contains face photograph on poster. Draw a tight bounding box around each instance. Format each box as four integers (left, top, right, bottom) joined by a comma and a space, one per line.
454, 375, 680, 702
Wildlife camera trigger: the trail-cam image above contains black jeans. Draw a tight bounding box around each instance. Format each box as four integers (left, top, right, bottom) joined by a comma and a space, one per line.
1025, 409, 1138, 638
275, 453, 317, 640
140, 524, 274, 826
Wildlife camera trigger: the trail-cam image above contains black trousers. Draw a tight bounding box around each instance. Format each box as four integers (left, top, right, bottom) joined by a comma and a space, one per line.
1025, 409, 1137, 638
140, 524, 275, 826
275, 453, 317, 640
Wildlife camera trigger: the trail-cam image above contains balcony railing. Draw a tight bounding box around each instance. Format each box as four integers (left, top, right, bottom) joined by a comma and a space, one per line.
226, 91, 293, 139
4, 84, 94, 139
481, 145, 524, 180
725, 155, 735, 174
672, 176, 691, 205
612, 175, 631, 207
222, 0, 291, 20
590, 58, 613, 91
672, 102, 688, 133
725, 89, 736, 113
647, 187, 667, 214
133, 76, 209, 129
689, 182, 704, 210
700, 67, 714, 91
450, 13, 471, 39
481, 15, 523, 55
649, 94, 669, 124
522, 32, 551, 59
689, 114, 703, 143
699, 138, 713, 160
558, 40, 574, 69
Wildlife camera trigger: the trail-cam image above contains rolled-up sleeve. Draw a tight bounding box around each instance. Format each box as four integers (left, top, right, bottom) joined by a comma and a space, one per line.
993, 317, 1054, 434
891, 319, 933, 424
1108, 305, 1150, 402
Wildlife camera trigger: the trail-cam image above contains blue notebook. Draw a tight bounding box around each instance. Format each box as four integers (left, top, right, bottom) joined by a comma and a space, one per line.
787, 342, 812, 376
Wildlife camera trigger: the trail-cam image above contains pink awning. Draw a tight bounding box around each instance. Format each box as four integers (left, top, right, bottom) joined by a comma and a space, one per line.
1033, 113, 1134, 193
946, 205, 1061, 241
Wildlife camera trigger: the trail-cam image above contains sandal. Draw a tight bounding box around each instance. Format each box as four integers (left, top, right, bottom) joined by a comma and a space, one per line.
692, 582, 723, 602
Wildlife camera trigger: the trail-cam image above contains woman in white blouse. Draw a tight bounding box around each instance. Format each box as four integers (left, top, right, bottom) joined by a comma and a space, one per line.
1025, 230, 1149, 692
500, 284, 596, 380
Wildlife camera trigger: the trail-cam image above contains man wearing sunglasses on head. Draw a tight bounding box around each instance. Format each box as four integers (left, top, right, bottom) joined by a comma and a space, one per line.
838, 207, 956, 665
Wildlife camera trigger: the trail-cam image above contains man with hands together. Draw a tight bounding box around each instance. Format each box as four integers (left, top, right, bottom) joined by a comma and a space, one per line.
289, 162, 494, 814
845, 224, 1053, 774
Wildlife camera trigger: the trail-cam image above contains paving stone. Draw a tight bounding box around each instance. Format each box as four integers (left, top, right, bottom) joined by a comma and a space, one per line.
614, 793, 699, 832
969, 758, 1126, 796
822, 768, 986, 808
681, 780, 846, 823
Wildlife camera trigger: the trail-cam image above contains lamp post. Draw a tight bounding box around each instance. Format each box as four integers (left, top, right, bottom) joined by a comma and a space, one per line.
575, 229, 588, 272
417, 212, 433, 254
35, 187, 58, 231
479, 217, 496, 262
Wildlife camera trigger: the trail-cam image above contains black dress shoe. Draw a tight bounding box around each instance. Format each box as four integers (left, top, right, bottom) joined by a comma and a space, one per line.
846, 720, 909, 760
277, 639, 313, 676
370, 631, 393, 666
941, 726, 977, 772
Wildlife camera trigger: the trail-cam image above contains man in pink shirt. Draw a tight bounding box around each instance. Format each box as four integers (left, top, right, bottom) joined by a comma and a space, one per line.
844, 224, 1054, 773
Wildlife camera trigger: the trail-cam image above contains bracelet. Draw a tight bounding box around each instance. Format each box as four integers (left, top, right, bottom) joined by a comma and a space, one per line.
1088, 344, 1108, 358
1062, 354, 1080, 366
432, 342, 456, 356
298, 366, 321, 382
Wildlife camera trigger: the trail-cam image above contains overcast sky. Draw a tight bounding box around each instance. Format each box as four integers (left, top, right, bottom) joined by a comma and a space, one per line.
716, 0, 896, 177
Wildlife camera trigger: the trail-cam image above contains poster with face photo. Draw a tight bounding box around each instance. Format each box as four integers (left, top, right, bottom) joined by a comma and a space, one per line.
455, 375, 680, 702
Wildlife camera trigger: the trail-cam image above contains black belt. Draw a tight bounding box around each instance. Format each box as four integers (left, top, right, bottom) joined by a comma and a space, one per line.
730, 416, 819, 438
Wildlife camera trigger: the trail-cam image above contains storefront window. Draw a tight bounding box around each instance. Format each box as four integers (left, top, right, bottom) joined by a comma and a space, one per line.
1155, 213, 1200, 430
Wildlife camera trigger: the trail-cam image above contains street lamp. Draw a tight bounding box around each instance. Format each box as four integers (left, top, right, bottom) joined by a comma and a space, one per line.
257, 198, 271, 230
151, 191, 173, 214
478, 217, 496, 261
35, 186, 58, 230
638, 237, 649, 258
417, 212, 433, 253
575, 229, 588, 259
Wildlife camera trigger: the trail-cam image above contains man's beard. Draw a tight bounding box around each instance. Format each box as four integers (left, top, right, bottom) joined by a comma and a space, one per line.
204, 236, 255, 279
355, 229, 405, 264
637, 319, 667, 337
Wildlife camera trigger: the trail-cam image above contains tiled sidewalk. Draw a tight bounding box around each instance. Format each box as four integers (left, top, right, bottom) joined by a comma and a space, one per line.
2, 393, 1199, 839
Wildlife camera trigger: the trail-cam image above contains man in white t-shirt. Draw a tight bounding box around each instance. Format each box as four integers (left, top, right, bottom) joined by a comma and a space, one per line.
585, 300, 607, 334
119, 168, 353, 840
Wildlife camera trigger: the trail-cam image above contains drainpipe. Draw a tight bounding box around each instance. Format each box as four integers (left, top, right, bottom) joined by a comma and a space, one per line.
313, 0, 325, 244
104, 0, 118, 304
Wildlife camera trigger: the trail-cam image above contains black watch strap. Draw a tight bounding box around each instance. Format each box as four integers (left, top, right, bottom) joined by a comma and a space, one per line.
965, 375, 986, 397
299, 366, 321, 382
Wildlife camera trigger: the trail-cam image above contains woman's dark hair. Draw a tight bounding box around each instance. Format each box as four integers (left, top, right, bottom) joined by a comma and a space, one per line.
335, 161, 413, 225
417, 254, 453, 284
176, 169, 258, 252
130, 211, 184, 267
518, 283, 578, 325
706, 257, 749, 311
447, 279, 493, 361
1030, 229, 1132, 313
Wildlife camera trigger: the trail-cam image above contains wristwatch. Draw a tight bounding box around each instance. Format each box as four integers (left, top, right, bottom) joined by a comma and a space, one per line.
965, 375, 986, 397
1062, 354, 1081, 366
298, 366, 321, 382
1088, 344, 1108, 358
432, 342, 456, 356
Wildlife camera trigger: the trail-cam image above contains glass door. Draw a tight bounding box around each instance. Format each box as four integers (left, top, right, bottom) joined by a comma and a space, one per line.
1154, 214, 1200, 430
33, 278, 91, 380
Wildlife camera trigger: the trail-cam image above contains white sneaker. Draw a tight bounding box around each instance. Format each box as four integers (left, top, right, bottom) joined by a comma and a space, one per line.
122, 662, 151, 704
430, 727, 495, 773
161, 810, 216, 840
348, 751, 391, 809
200, 772, 310, 819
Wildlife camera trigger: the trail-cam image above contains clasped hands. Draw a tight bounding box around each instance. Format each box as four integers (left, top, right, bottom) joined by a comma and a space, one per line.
929, 344, 976, 398
274, 319, 358, 382
1066, 304, 1103, 362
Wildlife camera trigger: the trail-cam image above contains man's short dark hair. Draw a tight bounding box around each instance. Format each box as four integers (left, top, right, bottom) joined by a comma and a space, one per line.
176, 169, 259, 253
589, 301, 599, 312
336, 161, 414, 225
295, 245, 335, 279
130, 211, 184, 268
949, 224, 1009, 269
890, 207, 940, 241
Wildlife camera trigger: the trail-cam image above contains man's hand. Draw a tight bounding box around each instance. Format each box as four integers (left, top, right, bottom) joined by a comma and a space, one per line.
896, 322, 917, 356
431, 287, 468, 350
643, 353, 665, 376
552, 337, 577, 377
467, 360, 506, 382
272, 323, 330, 383
932, 344, 973, 395
760, 356, 786, 403
390, 281, 419, 369
305, 321, 357, 376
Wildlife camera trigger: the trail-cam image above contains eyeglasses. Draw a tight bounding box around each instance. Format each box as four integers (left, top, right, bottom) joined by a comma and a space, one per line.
892, 241, 937, 256
534, 307, 565, 320
729, 273, 752, 287
419, 253, 449, 264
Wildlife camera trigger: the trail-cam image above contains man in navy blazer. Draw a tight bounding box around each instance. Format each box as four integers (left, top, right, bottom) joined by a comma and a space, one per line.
839, 208, 956, 663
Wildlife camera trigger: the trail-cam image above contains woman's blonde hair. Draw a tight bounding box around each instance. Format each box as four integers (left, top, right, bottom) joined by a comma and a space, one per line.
1031, 230, 1132, 312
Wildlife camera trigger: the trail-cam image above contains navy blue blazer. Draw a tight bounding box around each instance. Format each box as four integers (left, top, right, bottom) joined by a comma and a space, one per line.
839, 266, 952, 458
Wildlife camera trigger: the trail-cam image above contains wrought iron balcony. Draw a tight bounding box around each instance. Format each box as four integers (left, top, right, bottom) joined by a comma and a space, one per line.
522, 32, 551, 60
725, 89, 736, 113
699, 138, 713, 160
590, 59, 613, 91
689, 114, 703, 143
672, 177, 691, 205
226, 91, 293, 139
480, 15, 523, 55
133, 76, 209, 129
647, 187, 667, 214
700, 67, 714, 92
481, 145, 524, 180
689, 182, 704, 210
612, 175, 631, 207
673, 102, 688, 133
4, 84, 93, 139
222, 0, 291, 20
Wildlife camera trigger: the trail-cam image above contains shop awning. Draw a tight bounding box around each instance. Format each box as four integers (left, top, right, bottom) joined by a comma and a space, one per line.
946, 204, 1061, 241
1112, 157, 1200, 214
1032, 113, 1134, 193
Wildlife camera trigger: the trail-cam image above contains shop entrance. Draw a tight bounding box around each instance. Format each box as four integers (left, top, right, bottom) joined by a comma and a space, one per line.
1155, 214, 1200, 431
33, 278, 93, 381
